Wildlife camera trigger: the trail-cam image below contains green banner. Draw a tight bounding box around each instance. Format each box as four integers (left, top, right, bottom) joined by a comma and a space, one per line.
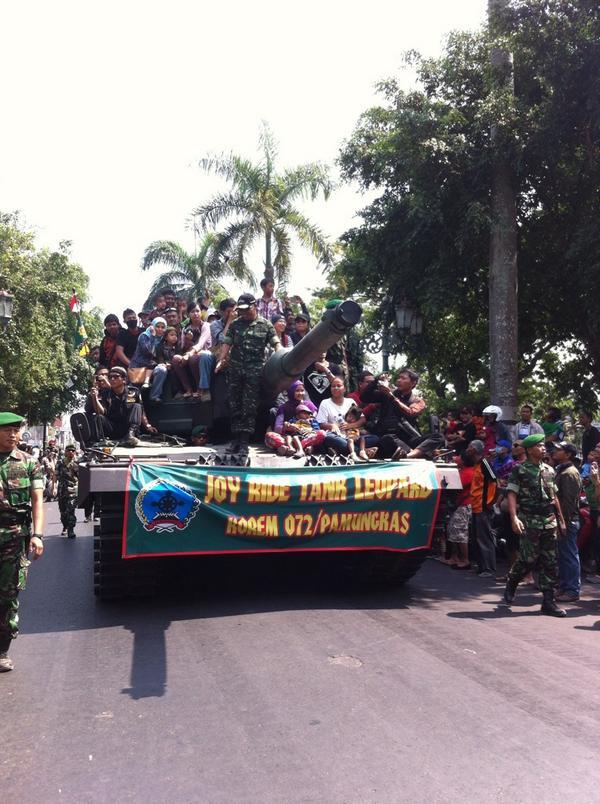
123, 462, 441, 558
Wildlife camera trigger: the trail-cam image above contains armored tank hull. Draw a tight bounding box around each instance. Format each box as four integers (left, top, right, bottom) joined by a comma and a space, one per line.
75, 300, 461, 599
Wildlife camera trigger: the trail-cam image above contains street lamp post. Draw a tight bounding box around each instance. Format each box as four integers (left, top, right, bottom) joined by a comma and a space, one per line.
361, 296, 424, 372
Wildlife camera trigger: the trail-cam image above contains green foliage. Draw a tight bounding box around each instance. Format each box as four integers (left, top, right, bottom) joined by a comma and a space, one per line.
336, 1, 600, 402
195, 122, 334, 287
0, 213, 102, 423
140, 233, 251, 309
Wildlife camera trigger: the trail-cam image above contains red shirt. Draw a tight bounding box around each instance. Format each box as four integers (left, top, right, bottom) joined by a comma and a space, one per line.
348, 390, 378, 418
457, 465, 475, 507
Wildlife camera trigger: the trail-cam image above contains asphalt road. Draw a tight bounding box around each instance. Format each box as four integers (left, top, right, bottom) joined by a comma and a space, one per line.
2, 502, 600, 803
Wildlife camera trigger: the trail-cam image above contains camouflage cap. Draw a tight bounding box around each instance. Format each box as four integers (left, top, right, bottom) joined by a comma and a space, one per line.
0, 412, 25, 427
522, 433, 545, 448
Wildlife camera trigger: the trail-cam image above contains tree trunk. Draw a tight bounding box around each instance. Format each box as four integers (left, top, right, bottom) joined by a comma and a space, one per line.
264, 231, 273, 282
488, 0, 518, 421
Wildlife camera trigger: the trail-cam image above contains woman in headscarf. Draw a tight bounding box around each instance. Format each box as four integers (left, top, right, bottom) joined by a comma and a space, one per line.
264, 381, 325, 455
128, 316, 167, 388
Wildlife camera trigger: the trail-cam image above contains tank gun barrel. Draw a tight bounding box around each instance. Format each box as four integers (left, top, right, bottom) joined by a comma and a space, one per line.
262, 299, 362, 395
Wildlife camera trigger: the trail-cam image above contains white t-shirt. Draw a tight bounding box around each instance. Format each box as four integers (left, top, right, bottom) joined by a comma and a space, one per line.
316, 397, 355, 426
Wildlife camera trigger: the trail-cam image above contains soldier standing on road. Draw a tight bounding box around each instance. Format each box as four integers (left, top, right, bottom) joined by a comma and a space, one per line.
503, 433, 567, 617
0, 412, 45, 672
57, 444, 78, 539
215, 293, 281, 455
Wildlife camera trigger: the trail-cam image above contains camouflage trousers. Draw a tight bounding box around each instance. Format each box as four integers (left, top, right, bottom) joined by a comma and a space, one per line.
58, 490, 77, 531
229, 364, 261, 437
508, 527, 558, 592
0, 533, 30, 644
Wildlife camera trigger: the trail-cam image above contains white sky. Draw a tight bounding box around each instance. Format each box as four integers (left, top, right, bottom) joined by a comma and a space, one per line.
0, 0, 487, 317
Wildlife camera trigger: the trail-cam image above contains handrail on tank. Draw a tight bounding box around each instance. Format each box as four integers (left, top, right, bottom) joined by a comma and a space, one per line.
262, 299, 362, 396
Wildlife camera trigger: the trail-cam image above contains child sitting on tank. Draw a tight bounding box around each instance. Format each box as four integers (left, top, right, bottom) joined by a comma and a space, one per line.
284, 403, 325, 458
344, 405, 369, 462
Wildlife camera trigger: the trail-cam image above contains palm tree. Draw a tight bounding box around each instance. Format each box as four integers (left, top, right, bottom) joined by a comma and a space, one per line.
194, 123, 334, 286
140, 233, 252, 308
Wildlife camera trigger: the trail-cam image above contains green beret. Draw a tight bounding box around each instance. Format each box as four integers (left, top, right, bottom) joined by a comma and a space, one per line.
325, 299, 343, 309
522, 433, 545, 448
0, 412, 25, 427
191, 425, 208, 437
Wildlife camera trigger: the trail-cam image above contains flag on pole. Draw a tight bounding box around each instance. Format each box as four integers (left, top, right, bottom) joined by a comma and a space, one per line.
69, 289, 89, 355
69, 291, 80, 313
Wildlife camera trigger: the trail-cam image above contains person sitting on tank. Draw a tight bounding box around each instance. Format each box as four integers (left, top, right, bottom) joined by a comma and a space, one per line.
361, 368, 443, 460
149, 326, 180, 403
85, 366, 111, 418
171, 302, 212, 400
265, 381, 324, 456
164, 306, 181, 331
114, 308, 141, 368
303, 352, 344, 409
98, 314, 126, 368
279, 404, 324, 459
290, 312, 310, 344
256, 277, 284, 320
343, 405, 370, 462
85, 366, 158, 446
271, 314, 292, 348
128, 316, 167, 389
316, 378, 378, 456
148, 290, 167, 320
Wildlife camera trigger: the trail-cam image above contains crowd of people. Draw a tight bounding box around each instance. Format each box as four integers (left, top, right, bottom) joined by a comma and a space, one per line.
437, 403, 600, 616
81, 281, 446, 461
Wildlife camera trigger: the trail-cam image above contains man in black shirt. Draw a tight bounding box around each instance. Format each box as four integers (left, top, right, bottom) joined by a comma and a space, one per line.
86, 367, 156, 446
115, 308, 141, 367
361, 368, 443, 459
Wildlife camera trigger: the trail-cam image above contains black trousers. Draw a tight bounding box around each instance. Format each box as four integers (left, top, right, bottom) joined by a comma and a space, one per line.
89, 404, 142, 441
378, 432, 444, 459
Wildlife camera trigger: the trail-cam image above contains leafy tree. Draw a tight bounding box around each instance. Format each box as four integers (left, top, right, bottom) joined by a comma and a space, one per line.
0, 213, 102, 423
140, 233, 250, 309
336, 1, 600, 403
194, 123, 335, 287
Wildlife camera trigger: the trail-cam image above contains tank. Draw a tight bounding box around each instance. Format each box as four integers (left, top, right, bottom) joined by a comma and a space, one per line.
74, 300, 461, 600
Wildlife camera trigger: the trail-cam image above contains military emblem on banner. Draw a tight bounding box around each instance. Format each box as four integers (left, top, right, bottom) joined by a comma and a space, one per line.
135, 478, 200, 532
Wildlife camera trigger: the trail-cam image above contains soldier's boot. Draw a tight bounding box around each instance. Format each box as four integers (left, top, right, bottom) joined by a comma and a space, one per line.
238, 434, 250, 456
503, 577, 518, 604
225, 435, 240, 455
123, 427, 140, 448
0, 635, 13, 672
67, 528, 76, 539
540, 589, 567, 617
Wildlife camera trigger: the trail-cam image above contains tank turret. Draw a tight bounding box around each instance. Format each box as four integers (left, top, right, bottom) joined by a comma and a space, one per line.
262, 299, 362, 396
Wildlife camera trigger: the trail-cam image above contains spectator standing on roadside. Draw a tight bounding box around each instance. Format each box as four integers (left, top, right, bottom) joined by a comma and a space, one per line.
467, 439, 498, 578
553, 442, 583, 602
579, 410, 600, 462
446, 452, 476, 569
511, 404, 544, 442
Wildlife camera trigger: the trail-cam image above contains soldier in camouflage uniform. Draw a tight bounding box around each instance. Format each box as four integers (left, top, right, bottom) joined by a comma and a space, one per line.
503, 433, 567, 617
216, 293, 281, 455
0, 412, 45, 672
57, 444, 78, 538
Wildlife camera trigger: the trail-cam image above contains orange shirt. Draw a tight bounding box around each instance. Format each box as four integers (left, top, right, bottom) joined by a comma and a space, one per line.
470, 462, 497, 513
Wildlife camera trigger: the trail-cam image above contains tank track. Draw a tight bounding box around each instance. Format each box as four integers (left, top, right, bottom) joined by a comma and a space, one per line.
94, 492, 159, 599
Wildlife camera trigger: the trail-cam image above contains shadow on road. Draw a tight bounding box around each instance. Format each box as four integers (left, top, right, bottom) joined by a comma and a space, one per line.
20, 532, 600, 698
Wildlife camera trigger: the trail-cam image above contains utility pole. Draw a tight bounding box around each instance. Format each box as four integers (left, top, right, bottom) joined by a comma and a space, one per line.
488, 0, 518, 420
